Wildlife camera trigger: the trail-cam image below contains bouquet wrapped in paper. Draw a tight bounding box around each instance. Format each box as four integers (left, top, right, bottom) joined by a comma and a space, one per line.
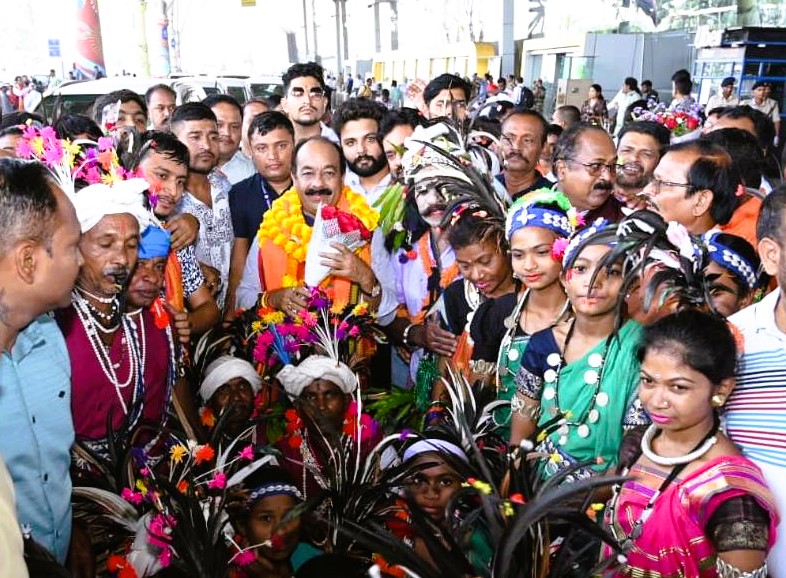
304, 203, 373, 287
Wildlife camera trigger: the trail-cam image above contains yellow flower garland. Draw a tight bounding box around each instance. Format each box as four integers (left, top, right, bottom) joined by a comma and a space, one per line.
256, 186, 380, 266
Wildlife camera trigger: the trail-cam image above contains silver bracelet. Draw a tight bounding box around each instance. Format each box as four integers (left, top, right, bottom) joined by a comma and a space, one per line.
716, 557, 768, 578
402, 323, 415, 347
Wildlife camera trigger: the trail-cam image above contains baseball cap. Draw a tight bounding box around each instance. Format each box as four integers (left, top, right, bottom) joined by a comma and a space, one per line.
720, 76, 735, 87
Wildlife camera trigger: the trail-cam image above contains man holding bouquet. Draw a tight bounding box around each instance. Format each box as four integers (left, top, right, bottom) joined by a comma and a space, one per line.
237, 136, 396, 322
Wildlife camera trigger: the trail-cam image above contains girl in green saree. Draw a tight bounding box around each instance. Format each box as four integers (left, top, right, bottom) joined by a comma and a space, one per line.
509, 219, 647, 482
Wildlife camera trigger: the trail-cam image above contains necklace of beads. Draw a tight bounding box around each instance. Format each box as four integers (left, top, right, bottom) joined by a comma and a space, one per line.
607, 418, 720, 560
71, 291, 147, 419
541, 319, 613, 444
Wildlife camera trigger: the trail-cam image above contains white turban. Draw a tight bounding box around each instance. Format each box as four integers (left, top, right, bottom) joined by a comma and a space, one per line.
276, 355, 357, 398
70, 178, 151, 233
199, 355, 263, 403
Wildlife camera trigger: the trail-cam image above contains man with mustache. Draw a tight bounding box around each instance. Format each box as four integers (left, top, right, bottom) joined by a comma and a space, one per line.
496, 110, 553, 201
333, 98, 391, 206
204, 94, 255, 185
282, 62, 339, 144
132, 131, 220, 334
145, 84, 177, 132
613, 121, 670, 211
56, 175, 175, 574
171, 103, 234, 309
236, 136, 396, 325
553, 124, 625, 223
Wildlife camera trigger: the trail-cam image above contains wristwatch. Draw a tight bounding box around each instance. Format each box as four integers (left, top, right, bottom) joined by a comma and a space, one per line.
360, 281, 381, 298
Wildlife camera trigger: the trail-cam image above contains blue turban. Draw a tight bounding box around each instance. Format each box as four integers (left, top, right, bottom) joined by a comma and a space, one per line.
138, 226, 171, 260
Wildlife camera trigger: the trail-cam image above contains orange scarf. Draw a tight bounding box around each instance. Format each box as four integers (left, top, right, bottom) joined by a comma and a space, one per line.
257, 187, 377, 306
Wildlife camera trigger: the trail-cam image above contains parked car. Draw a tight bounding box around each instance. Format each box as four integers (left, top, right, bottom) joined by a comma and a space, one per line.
35, 77, 176, 123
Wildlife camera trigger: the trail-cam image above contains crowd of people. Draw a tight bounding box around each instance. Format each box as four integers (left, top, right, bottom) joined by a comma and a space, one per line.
0, 60, 784, 578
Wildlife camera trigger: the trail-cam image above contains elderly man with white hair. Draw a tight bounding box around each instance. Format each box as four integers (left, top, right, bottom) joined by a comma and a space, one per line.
274, 355, 381, 500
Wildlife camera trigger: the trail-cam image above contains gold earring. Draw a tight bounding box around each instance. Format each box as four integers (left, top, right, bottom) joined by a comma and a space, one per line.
711, 394, 726, 407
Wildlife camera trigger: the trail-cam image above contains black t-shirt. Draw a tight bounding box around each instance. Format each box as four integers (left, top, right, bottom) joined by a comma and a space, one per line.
470, 293, 518, 361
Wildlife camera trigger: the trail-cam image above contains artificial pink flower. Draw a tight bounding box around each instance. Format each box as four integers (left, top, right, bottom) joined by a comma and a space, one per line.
98, 136, 115, 151
208, 472, 227, 490
121, 488, 144, 505
238, 445, 254, 462
233, 549, 256, 566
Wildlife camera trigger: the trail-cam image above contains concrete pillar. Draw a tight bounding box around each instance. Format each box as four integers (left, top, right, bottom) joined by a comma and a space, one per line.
501, 0, 515, 76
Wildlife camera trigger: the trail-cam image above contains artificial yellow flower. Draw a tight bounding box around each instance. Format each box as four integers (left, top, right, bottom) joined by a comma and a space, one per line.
250, 320, 262, 333
136, 479, 148, 493
169, 444, 188, 464
261, 311, 285, 325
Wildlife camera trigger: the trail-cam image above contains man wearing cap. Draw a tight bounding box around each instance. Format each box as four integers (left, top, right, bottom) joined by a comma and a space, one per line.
275, 355, 382, 499
0, 159, 81, 568
199, 355, 262, 439
742, 81, 780, 146
56, 174, 172, 466
707, 77, 740, 111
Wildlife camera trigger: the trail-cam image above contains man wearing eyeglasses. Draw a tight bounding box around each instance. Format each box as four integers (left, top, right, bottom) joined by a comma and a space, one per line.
281, 62, 339, 144
553, 124, 625, 223
333, 98, 391, 206
236, 136, 396, 324
496, 110, 553, 201
643, 140, 739, 236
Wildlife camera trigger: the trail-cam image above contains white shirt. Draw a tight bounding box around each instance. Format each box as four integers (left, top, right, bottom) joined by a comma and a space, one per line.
609, 90, 640, 136
238, 229, 397, 325
391, 236, 456, 381
220, 150, 256, 185
728, 289, 786, 573
321, 123, 339, 144
344, 170, 392, 207
741, 97, 781, 125
180, 170, 234, 307
706, 92, 739, 110
0, 455, 28, 578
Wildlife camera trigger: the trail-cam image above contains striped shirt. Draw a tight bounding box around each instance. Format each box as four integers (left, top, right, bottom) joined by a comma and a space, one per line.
727, 289, 786, 571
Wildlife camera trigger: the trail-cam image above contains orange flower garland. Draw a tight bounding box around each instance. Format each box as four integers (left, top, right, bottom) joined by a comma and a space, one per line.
256, 186, 379, 265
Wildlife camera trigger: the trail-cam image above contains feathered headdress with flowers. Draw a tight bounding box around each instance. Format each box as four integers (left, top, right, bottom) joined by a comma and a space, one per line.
15, 122, 151, 233
376, 118, 508, 255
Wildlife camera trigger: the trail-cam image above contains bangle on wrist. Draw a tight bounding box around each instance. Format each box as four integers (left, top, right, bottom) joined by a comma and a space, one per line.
402, 323, 415, 347
259, 291, 269, 308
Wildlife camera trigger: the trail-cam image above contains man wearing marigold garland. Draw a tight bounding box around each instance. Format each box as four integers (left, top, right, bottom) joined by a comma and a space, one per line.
236, 136, 396, 322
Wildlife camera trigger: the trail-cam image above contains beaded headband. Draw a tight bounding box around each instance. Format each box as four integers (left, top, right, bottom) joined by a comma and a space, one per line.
505, 188, 583, 241
247, 483, 303, 505
506, 206, 574, 241
702, 230, 758, 290
562, 218, 614, 269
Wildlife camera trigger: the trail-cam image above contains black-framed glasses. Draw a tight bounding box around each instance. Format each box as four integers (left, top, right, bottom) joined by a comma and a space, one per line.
649, 177, 696, 195
566, 158, 617, 176
288, 86, 326, 99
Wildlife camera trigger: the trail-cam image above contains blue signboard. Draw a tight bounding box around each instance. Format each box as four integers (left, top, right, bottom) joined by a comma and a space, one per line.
48, 39, 61, 58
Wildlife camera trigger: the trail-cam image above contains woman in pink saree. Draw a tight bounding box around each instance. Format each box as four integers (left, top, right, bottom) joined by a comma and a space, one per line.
602, 310, 779, 577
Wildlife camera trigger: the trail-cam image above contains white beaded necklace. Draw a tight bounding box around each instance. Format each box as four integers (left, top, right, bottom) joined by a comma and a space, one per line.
71, 291, 146, 416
